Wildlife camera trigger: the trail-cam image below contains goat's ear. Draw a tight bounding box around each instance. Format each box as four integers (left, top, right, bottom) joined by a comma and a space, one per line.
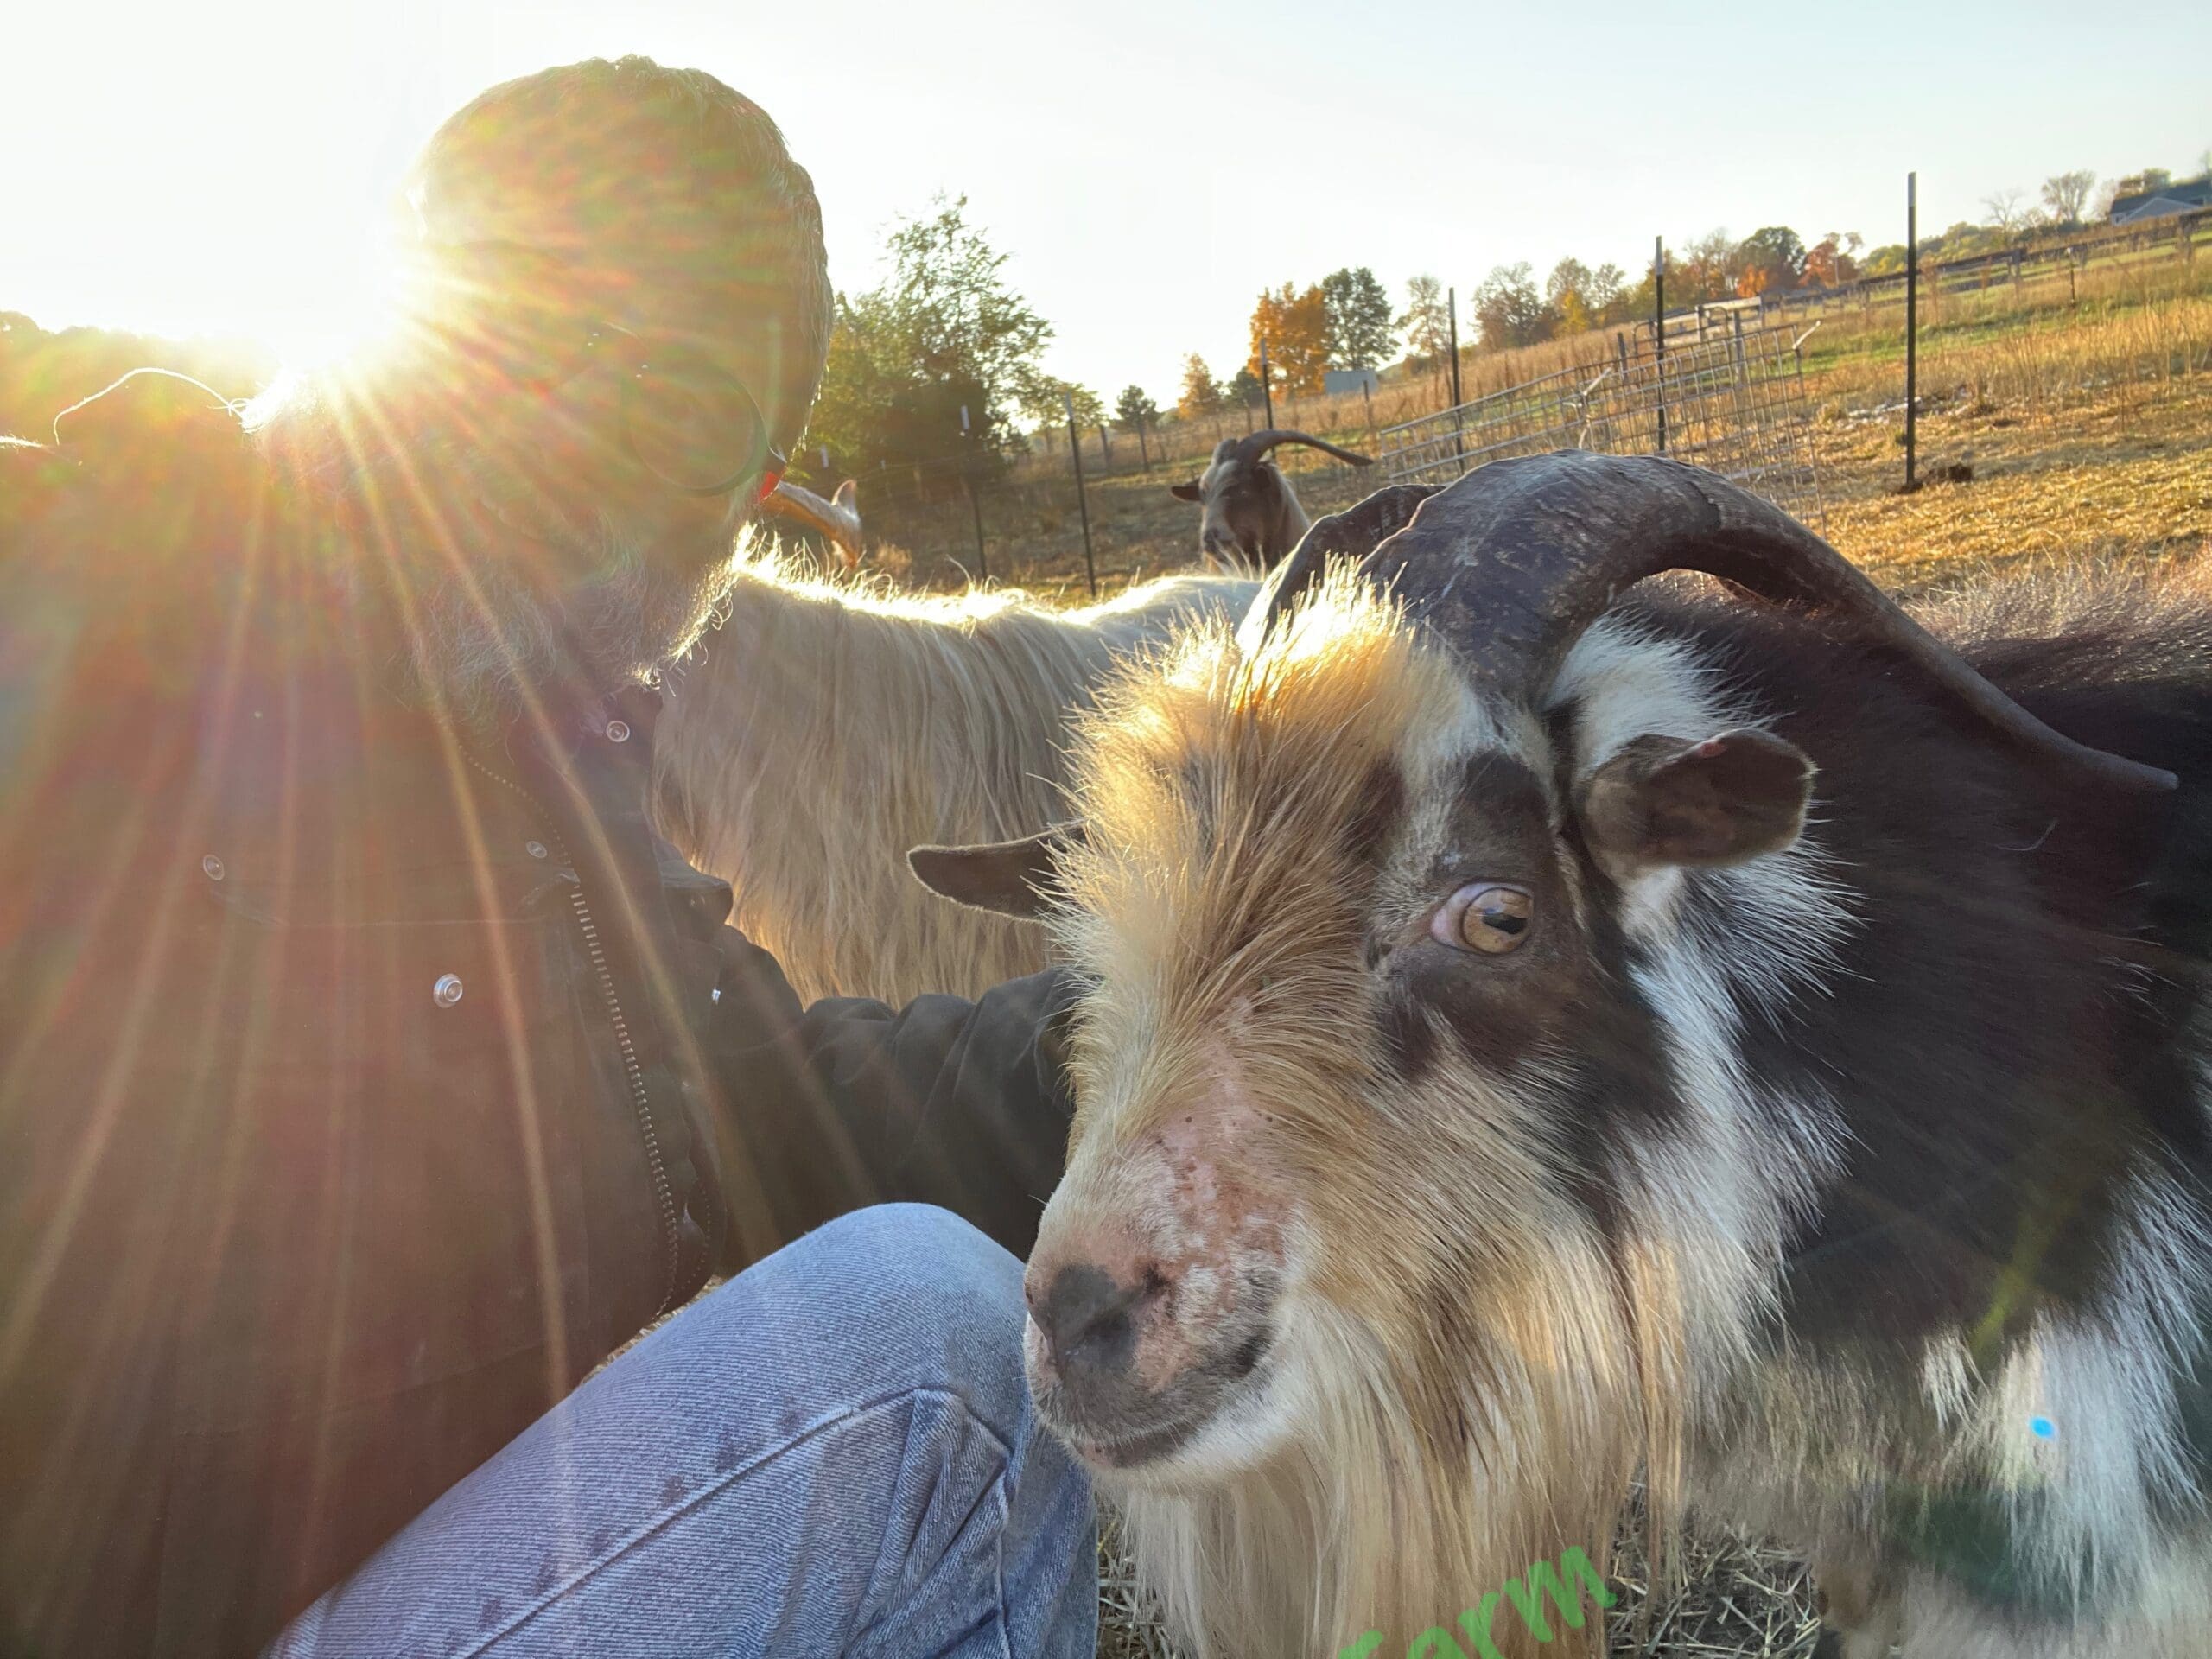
1169, 480, 1204, 502
1579, 729, 1813, 875
907, 822, 1086, 919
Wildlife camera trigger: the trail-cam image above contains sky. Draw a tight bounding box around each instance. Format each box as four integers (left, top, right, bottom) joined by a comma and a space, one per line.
3, 0, 2207, 404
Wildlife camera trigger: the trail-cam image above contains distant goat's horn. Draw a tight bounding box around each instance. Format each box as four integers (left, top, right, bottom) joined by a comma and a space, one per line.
1353, 451, 2174, 793
1235, 429, 1377, 469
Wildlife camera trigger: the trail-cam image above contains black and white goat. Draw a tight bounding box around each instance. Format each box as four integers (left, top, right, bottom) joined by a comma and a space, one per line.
1168, 428, 1375, 571
915, 457, 2212, 1659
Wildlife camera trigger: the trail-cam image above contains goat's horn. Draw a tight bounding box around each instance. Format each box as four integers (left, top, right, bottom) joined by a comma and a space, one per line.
1236, 429, 1377, 468
1356, 451, 2175, 794
764, 478, 864, 565
1237, 484, 1438, 655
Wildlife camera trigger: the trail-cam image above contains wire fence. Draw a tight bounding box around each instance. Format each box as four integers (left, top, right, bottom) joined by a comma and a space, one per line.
1376, 314, 1827, 529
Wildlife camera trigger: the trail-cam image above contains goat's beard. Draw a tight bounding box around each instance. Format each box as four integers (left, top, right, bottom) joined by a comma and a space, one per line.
252, 368, 739, 725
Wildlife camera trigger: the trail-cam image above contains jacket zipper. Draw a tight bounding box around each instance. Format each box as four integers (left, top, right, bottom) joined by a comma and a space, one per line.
458, 745, 683, 1315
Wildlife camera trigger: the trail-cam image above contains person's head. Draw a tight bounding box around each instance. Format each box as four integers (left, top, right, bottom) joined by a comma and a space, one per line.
257, 56, 832, 715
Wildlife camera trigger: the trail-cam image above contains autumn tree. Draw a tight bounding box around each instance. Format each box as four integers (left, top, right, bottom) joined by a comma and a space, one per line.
1319, 266, 1395, 370
1801, 232, 1864, 289
1673, 229, 1738, 306
1399, 274, 1453, 380
1732, 227, 1807, 297
2041, 170, 2096, 227
1177, 353, 1224, 418
1545, 257, 1626, 334
1247, 282, 1331, 395
1471, 263, 1551, 351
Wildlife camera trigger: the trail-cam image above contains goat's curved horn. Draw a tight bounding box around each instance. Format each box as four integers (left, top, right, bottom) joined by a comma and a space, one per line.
1237, 484, 1438, 655
1236, 429, 1377, 468
764, 478, 865, 568
1356, 451, 2175, 794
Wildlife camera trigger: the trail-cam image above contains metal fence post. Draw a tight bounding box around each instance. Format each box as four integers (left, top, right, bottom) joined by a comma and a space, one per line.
1063, 390, 1097, 596
1654, 237, 1668, 456
1260, 337, 1275, 429
1446, 285, 1465, 467
1905, 170, 1918, 492
958, 404, 988, 582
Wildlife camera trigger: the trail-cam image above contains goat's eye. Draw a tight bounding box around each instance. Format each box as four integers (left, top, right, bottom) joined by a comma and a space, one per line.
1433, 883, 1534, 956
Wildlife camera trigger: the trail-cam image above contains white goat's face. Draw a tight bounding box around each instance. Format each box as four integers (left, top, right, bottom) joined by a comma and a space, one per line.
917, 575, 1821, 1488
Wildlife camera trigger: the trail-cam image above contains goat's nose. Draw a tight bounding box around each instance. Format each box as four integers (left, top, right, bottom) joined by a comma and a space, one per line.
1026, 1262, 1161, 1377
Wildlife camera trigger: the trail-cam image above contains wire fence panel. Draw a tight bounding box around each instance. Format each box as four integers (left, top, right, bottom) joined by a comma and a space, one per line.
1375, 315, 1827, 530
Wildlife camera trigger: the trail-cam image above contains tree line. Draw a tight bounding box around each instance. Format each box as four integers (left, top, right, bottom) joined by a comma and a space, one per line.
8, 153, 2201, 489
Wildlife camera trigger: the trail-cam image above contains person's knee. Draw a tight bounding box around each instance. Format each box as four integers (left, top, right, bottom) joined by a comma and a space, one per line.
778, 1204, 1031, 1423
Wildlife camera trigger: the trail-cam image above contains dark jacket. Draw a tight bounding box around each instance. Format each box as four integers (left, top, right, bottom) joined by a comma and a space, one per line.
0, 379, 1076, 1656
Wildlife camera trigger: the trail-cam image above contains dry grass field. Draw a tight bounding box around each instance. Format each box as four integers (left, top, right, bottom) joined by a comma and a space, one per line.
862, 251, 2211, 613
1063, 257, 2212, 1659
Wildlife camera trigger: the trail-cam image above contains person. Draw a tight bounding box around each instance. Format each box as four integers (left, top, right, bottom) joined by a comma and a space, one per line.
0, 58, 1093, 1657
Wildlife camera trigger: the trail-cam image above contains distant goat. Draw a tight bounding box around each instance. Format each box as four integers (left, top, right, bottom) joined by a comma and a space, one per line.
1169, 429, 1374, 570
917, 459, 2212, 1659
761, 476, 865, 569
652, 543, 1256, 1003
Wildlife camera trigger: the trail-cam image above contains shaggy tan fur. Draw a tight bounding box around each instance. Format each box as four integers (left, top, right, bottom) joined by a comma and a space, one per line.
650, 537, 1256, 1002
1046, 574, 1655, 1658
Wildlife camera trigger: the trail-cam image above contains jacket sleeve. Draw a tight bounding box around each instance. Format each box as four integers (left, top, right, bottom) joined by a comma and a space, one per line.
696, 925, 1081, 1269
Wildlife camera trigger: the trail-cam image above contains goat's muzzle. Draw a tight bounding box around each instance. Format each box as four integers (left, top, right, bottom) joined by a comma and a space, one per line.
1023, 1201, 1281, 1474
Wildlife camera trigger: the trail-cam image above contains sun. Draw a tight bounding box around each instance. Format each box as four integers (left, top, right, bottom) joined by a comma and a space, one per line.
263, 216, 415, 372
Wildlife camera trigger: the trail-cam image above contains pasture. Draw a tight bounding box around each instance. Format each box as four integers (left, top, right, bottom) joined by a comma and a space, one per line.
1043, 262, 2211, 1659
868, 253, 2212, 611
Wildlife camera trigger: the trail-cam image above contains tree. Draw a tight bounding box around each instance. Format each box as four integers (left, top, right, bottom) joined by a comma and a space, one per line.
805, 194, 1054, 474
1115, 385, 1160, 429
1177, 353, 1223, 418
1470, 263, 1551, 351
1023, 377, 1102, 435
1399, 274, 1452, 378
1542, 257, 1626, 334
1674, 229, 1738, 307
1226, 365, 1264, 409
1319, 267, 1395, 370
2040, 170, 2096, 228
1859, 242, 1907, 277
1247, 282, 1332, 395
1802, 232, 1863, 289
1982, 187, 2032, 237
1732, 226, 1807, 297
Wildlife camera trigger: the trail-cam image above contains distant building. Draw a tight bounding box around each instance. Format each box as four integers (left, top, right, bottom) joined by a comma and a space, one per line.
1323, 367, 1381, 397
2109, 177, 2212, 225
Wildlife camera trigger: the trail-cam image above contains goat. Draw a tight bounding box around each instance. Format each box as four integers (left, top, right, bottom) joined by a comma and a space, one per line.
1169, 428, 1375, 571
761, 476, 865, 569
651, 540, 1256, 1004
913, 456, 2212, 1659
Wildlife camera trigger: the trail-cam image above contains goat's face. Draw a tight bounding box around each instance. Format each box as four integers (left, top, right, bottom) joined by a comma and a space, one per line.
916, 573, 1821, 1491
1171, 440, 1291, 571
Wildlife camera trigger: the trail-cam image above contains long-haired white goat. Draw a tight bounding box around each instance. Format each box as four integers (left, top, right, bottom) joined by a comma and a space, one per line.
652, 540, 1255, 1003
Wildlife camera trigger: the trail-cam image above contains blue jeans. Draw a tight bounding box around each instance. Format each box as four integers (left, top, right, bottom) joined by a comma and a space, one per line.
266, 1205, 1097, 1658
